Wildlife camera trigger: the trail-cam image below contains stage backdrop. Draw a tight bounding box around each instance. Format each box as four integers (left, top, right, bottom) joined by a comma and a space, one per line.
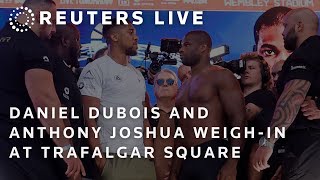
1, 0, 319, 104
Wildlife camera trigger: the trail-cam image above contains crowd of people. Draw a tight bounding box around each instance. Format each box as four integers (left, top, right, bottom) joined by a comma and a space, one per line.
0, 0, 320, 180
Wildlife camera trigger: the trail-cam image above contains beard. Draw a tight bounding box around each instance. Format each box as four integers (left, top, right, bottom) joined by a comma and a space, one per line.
182, 54, 200, 67
39, 25, 53, 40
70, 56, 80, 68
125, 47, 138, 56
284, 28, 298, 51
182, 57, 193, 66
39, 31, 52, 40
68, 47, 80, 68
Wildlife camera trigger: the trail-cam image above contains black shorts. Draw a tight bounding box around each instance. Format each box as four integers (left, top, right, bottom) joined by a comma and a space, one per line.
178, 139, 229, 180
282, 140, 320, 180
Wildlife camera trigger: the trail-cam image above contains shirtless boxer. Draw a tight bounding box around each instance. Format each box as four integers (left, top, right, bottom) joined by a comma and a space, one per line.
170, 30, 246, 180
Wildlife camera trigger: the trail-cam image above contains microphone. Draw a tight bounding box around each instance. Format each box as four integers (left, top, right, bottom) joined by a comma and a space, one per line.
145, 42, 151, 60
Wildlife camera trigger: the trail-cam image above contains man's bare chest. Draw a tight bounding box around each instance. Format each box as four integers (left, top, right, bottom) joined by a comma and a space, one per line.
176, 78, 214, 107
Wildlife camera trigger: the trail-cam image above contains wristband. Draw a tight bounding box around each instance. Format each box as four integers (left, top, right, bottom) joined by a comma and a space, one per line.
259, 136, 274, 149
61, 144, 72, 152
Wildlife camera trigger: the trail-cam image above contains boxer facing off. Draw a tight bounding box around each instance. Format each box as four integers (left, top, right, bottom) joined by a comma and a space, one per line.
170, 30, 246, 180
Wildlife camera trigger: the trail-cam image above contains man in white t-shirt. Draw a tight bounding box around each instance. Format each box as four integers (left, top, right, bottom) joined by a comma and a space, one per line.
78, 18, 156, 180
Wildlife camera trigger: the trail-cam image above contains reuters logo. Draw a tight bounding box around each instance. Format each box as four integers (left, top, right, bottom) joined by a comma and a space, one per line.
9, 6, 35, 33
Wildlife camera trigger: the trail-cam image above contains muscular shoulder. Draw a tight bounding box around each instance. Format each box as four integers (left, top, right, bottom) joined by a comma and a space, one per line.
203, 65, 239, 91
207, 65, 237, 83
22, 39, 49, 59
82, 56, 110, 75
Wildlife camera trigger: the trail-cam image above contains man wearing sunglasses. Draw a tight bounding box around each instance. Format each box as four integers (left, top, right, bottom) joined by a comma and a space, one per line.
146, 69, 178, 180
170, 30, 246, 180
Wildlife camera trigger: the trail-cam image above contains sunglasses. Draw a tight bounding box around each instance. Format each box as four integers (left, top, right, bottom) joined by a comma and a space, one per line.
156, 78, 175, 86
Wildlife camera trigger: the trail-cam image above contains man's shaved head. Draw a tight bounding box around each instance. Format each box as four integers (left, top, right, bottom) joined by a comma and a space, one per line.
23, 0, 56, 10
286, 8, 319, 32
185, 30, 212, 50
50, 24, 79, 46
49, 24, 81, 67
58, 24, 79, 38
21, 0, 57, 40
282, 8, 319, 51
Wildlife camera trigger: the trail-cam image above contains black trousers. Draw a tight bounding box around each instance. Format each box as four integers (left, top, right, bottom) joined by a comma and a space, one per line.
0, 120, 65, 180
282, 130, 320, 180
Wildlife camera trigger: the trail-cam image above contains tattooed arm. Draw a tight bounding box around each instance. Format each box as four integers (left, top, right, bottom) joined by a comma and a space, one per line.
268, 79, 311, 144
252, 79, 311, 172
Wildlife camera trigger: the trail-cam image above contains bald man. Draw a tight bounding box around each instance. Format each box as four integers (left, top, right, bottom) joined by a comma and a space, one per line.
0, 0, 84, 179
48, 24, 81, 68
253, 8, 320, 180
47, 24, 98, 179
170, 30, 246, 180
177, 64, 191, 84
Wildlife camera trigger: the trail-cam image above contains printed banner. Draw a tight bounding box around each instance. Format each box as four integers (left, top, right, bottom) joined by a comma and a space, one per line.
0, 0, 319, 11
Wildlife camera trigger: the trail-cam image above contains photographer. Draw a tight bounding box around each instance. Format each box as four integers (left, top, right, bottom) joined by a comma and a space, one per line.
145, 69, 178, 180
237, 52, 276, 180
